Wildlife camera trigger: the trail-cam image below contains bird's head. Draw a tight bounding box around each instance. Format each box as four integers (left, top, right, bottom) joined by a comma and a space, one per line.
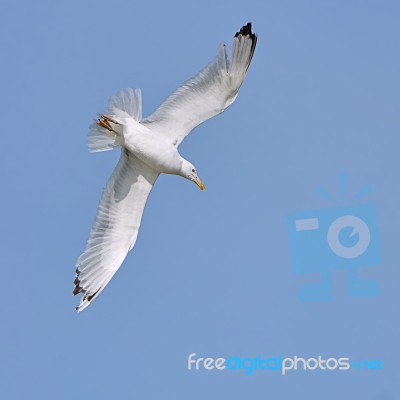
180, 160, 205, 190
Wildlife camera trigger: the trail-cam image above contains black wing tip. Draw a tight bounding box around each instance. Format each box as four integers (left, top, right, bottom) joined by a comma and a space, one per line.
73, 268, 83, 295
235, 22, 256, 40
73, 281, 83, 296
234, 22, 257, 70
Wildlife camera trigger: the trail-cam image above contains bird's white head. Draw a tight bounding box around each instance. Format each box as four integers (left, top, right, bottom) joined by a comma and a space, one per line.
180, 159, 205, 190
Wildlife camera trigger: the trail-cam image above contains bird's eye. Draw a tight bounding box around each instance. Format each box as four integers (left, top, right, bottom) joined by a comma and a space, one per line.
191, 168, 195, 173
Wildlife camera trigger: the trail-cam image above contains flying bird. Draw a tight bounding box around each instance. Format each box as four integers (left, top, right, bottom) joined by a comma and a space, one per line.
74, 23, 257, 311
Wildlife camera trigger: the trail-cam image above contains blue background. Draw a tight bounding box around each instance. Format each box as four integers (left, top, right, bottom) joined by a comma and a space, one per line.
1, 0, 399, 399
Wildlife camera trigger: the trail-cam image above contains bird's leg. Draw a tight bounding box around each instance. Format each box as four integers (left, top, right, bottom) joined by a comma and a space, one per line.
97, 114, 120, 136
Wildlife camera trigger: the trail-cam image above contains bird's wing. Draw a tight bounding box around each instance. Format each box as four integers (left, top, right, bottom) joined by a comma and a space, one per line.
141, 23, 257, 147
74, 149, 159, 312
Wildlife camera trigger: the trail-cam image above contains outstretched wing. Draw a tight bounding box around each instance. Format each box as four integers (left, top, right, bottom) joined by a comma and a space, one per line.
74, 149, 159, 312
142, 23, 257, 147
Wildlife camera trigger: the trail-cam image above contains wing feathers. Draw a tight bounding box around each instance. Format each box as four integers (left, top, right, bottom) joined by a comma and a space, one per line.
142, 23, 257, 146
230, 23, 257, 80
74, 150, 159, 311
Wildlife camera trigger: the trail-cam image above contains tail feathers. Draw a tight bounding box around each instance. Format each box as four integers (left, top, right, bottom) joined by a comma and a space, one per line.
109, 88, 142, 122
87, 88, 142, 152
88, 119, 123, 152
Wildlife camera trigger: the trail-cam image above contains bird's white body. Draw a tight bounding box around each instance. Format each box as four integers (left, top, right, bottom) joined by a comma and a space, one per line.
116, 116, 184, 175
74, 23, 257, 311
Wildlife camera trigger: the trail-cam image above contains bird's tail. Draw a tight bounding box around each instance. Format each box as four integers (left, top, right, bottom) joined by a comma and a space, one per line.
88, 88, 142, 152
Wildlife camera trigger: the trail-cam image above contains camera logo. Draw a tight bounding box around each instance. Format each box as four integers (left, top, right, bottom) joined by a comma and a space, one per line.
287, 174, 382, 301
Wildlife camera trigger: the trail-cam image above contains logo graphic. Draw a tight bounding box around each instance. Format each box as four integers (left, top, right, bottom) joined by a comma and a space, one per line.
287, 173, 382, 301
187, 353, 383, 375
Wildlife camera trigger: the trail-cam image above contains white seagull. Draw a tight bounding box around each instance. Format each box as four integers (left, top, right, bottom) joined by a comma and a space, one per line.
74, 23, 257, 311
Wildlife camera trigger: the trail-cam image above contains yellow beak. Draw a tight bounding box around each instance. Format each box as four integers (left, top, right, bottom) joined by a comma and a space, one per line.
194, 177, 206, 190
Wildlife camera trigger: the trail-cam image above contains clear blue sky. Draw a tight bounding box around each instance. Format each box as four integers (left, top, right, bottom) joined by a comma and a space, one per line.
1, 0, 399, 399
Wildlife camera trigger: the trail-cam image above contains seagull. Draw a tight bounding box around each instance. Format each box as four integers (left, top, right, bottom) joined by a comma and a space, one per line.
74, 23, 257, 311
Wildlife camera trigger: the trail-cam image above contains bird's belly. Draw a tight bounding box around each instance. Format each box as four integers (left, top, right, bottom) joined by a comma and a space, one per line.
124, 134, 180, 174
